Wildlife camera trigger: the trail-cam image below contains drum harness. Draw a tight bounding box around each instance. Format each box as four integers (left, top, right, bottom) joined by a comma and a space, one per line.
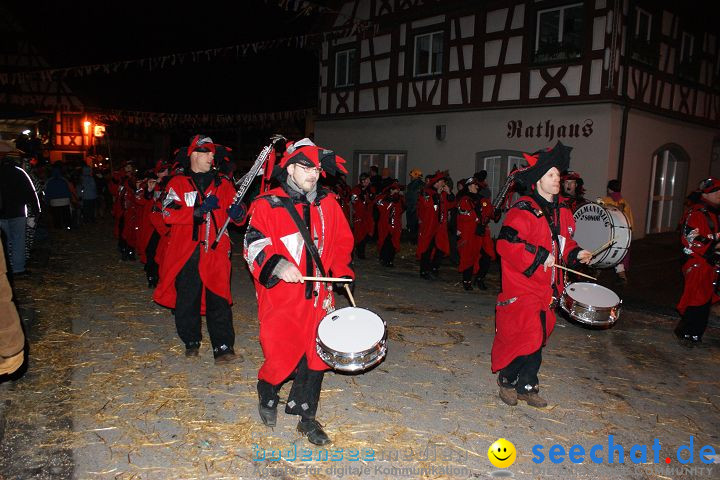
278, 195, 334, 313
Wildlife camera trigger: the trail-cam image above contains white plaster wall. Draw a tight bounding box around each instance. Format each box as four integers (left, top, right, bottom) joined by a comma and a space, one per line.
315, 104, 615, 205
621, 109, 718, 238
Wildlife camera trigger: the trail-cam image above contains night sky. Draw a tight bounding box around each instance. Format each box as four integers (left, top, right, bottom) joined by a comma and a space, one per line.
4, 0, 329, 114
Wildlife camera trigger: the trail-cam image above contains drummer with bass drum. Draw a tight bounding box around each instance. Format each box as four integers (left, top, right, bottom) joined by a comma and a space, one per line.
243, 138, 354, 446
492, 141, 591, 409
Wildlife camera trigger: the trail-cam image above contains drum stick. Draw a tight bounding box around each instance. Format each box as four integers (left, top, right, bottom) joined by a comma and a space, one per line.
590, 238, 615, 257
344, 284, 357, 307
554, 264, 597, 281
302, 276, 353, 283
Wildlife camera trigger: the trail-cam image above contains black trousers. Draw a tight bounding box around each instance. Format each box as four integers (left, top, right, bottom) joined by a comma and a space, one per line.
477, 252, 492, 279
144, 231, 160, 281
174, 246, 235, 356
420, 237, 443, 273
257, 356, 324, 420
379, 236, 395, 265
499, 348, 543, 394
675, 301, 711, 340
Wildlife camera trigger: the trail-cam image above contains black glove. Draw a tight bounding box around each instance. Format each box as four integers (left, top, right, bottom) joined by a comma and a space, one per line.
227, 202, 246, 221
334, 275, 354, 293
194, 195, 219, 217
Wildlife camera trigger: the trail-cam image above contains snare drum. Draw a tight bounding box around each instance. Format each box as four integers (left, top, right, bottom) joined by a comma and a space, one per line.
560, 282, 621, 327
573, 203, 632, 269
316, 307, 387, 372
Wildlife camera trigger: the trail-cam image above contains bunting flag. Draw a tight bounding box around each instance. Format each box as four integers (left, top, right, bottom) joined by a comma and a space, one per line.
94, 108, 311, 129
0, 21, 377, 86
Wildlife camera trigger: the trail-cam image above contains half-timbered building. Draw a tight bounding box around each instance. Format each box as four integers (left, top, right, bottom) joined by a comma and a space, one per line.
0, 5, 103, 165
314, 0, 720, 238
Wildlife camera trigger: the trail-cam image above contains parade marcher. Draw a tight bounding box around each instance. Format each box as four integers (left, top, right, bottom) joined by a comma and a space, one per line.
598, 179, 633, 283
153, 135, 247, 364
405, 168, 424, 243
417, 170, 456, 280
243, 137, 354, 446
492, 142, 591, 408
474, 170, 492, 200
560, 170, 588, 213
0, 239, 25, 376
675, 178, 720, 348
375, 180, 405, 267
457, 178, 496, 290
0, 151, 41, 275
350, 173, 375, 259
45, 163, 73, 230
79, 165, 98, 223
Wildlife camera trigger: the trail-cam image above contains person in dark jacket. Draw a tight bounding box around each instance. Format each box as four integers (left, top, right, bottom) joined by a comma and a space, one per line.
44, 163, 73, 230
0, 153, 41, 274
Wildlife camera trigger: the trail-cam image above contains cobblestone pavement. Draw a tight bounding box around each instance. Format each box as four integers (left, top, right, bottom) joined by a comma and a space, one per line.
0, 224, 718, 479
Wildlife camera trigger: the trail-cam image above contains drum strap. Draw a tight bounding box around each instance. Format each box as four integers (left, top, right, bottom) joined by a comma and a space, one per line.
278, 196, 328, 280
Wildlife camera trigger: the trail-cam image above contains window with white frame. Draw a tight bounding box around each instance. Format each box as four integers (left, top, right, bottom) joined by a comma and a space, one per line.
355, 152, 407, 184
681, 32, 695, 63
534, 3, 584, 62
634, 7, 652, 42
334, 49, 356, 88
413, 31, 443, 77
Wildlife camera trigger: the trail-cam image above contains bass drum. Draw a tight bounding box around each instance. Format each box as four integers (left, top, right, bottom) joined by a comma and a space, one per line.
573, 202, 632, 269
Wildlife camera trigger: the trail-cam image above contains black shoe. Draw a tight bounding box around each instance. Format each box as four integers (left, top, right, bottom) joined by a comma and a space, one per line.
185, 347, 200, 357
297, 419, 331, 446
462, 281, 473, 291
475, 278, 487, 290
147, 276, 158, 288
386, 261, 394, 268
429, 270, 440, 280
258, 404, 277, 427
420, 271, 433, 281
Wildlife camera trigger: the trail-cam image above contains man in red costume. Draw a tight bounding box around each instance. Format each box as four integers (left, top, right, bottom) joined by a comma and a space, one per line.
457, 177, 496, 290
417, 170, 455, 280
375, 180, 405, 267
675, 178, 720, 347
560, 170, 588, 212
350, 173, 375, 259
153, 135, 246, 364
243, 138, 354, 446
492, 142, 591, 408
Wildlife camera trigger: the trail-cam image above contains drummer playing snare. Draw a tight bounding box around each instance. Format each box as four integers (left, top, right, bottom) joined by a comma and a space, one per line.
492, 142, 591, 409
243, 138, 354, 446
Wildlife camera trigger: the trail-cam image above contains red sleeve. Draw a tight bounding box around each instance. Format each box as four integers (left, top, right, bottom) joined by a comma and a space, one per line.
162, 177, 195, 225
496, 208, 549, 276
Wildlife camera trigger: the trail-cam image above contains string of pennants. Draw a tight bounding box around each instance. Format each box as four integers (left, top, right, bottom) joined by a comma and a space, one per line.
0, 21, 376, 86
94, 108, 312, 129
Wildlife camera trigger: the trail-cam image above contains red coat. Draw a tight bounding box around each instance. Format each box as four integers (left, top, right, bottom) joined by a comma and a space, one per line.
350, 184, 375, 245
148, 198, 171, 269
416, 187, 455, 258
491, 196, 581, 372
153, 174, 242, 312
375, 193, 405, 251
333, 182, 352, 224
456, 194, 496, 273
677, 201, 720, 314
244, 186, 354, 384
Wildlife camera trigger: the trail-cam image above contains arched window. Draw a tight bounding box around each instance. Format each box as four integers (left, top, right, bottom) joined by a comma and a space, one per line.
646, 145, 689, 234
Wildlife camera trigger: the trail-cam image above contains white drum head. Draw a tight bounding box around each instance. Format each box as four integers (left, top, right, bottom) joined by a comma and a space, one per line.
565, 282, 620, 308
573, 203, 632, 268
317, 307, 385, 353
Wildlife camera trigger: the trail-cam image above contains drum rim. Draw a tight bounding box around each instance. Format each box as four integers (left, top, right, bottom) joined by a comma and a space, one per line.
561, 295, 621, 325
316, 341, 387, 371
317, 329, 388, 359
564, 283, 621, 310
